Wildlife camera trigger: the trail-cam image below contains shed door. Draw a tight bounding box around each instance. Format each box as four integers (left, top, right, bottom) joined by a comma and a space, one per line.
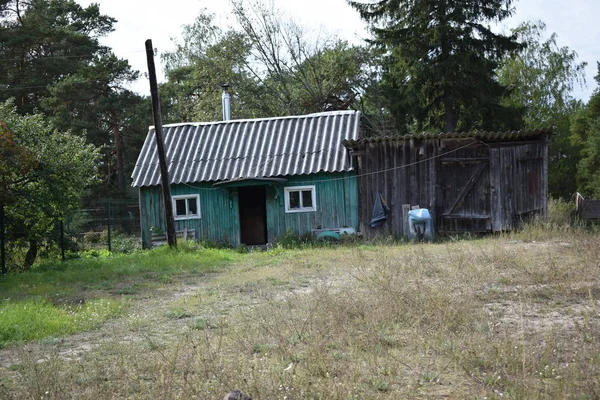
239, 186, 268, 245
439, 158, 491, 233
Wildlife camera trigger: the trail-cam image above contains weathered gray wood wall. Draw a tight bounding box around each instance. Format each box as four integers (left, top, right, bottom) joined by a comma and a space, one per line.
576, 193, 600, 220
350, 134, 549, 238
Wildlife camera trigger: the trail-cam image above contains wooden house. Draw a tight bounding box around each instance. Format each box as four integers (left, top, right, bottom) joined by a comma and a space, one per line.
131, 110, 360, 248
343, 129, 552, 238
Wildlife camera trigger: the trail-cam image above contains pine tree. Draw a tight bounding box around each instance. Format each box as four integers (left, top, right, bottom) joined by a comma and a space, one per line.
0, 0, 115, 114
349, 0, 523, 132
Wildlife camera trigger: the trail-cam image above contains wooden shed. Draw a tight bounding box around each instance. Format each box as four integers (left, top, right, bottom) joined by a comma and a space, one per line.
344, 129, 552, 238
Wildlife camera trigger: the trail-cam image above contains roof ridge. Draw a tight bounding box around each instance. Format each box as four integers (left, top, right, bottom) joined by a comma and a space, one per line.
149, 110, 359, 130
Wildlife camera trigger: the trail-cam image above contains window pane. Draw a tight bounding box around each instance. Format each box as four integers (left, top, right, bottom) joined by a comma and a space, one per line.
175, 199, 186, 216
187, 198, 197, 215
301, 190, 313, 208
289, 191, 300, 209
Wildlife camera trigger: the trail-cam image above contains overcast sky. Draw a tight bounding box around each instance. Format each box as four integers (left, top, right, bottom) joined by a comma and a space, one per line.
77, 0, 600, 102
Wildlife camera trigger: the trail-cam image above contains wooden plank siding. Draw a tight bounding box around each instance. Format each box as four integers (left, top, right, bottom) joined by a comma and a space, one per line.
139, 171, 358, 248
355, 139, 439, 239
268, 173, 359, 242
139, 183, 240, 248
352, 136, 549, 239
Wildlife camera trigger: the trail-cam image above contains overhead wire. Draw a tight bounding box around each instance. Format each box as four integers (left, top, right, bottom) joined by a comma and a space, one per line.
151, 138, 487, 190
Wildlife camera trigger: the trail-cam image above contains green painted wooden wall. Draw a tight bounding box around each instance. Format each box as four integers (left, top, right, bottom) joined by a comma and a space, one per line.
139, 171, 358, 248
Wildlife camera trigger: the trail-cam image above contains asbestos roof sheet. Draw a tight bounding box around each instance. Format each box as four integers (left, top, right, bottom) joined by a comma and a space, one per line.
343, 128, 552, 148
132, 110, 361, 187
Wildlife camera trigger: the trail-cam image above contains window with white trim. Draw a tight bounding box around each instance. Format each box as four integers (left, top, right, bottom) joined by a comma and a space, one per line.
172, 194, 201, 220
284, 186, 316, 213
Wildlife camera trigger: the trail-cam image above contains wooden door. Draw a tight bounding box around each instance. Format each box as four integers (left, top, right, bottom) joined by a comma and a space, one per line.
438, 156, 492, 233
238, 186, 268, 245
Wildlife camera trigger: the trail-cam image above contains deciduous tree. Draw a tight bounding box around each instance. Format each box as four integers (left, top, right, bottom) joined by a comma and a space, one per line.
0, 101, 100, 270
571, 63, 600, 198
161, 4, 374, 122
498, 21, 587, 199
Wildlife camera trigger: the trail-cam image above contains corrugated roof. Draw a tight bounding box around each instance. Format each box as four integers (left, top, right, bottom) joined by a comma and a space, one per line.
132, 110, 361, 187
343, 128, 552, 148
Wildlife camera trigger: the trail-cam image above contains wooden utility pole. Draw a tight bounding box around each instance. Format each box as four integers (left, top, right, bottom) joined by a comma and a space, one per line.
145, 39, 177, 248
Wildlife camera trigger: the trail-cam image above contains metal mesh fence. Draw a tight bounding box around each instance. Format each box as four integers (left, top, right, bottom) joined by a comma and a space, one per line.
64, 199, 141, 252
1, 199, 141, 273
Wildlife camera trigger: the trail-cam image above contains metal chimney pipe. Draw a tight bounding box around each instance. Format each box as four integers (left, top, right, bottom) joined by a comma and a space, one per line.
221, 84, 231, 121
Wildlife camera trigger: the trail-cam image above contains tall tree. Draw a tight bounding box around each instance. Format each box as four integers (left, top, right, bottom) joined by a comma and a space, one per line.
0, 0, 115, 114
161, 12, 256, 122
42, 50, 146, 193
232, 0, 372, 116
348, 0, 523, 132
498, 21, 586, 199
0, 0, 147, 193
161, 4, 374, 122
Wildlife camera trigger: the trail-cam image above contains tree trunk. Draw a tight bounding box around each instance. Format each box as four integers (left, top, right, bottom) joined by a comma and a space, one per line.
23, 239, 38, 271
438, 0, 456, 133
111, 110, 126, 192
443, 90, 456, 133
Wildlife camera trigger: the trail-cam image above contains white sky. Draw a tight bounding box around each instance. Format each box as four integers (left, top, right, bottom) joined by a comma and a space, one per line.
78, 0, 599, 102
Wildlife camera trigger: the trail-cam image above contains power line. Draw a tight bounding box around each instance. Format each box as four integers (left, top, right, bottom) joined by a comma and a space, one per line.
0, 78, 141, 93
154, 139, 486, 189
0, 49, 146, 64
291, 140, 487, 185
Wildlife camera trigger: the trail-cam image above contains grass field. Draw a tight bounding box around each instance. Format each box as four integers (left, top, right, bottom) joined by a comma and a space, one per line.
0, 214, 599, 399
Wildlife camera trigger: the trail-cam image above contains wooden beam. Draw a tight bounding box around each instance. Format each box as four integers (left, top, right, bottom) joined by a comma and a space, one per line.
446, 162, 488, 215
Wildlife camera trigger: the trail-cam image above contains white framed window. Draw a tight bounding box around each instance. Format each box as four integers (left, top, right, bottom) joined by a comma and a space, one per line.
172, 194, 201, 220
284, 185, 316, 213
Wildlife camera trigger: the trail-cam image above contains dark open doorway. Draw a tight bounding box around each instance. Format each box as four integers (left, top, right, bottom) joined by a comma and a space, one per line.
238, 186, 267, 245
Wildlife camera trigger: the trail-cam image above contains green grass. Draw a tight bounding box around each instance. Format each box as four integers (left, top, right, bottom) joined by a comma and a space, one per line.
0, 242, 239, 347
0, 242, 238, 301
0, 299, 123, 347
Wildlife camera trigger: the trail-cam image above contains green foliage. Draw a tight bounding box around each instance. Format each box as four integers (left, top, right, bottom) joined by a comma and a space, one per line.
0, 0, 115, 114
0, 0, 148, 193
571, 63, 600, 197
0, 101, 100, 270
0, 298, 123, 347
498, 21, 587, 199
160, 11, 255, 122
232, 0, 373, 116
276, 229, 314, 249
161, 3, 374, 122
42, 50, 148, 192
349, 0, 522, 132
164, 307, 192, 319
498, 22, 586, 127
